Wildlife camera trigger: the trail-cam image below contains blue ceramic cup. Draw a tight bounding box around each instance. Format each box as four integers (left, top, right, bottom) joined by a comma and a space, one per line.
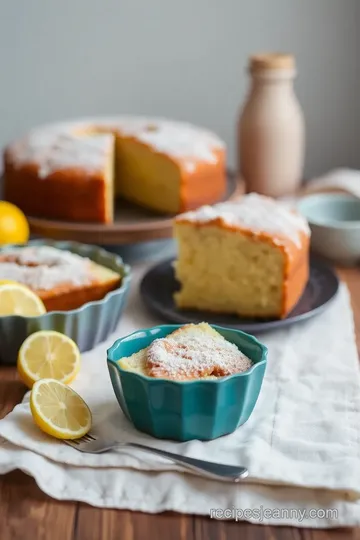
107, 324, 267, 441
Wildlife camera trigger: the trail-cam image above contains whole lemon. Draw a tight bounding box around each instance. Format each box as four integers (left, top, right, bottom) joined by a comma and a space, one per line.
0, 201, 29, 245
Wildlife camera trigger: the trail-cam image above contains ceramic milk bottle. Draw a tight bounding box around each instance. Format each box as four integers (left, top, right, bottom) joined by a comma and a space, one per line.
238, 53, 305, 197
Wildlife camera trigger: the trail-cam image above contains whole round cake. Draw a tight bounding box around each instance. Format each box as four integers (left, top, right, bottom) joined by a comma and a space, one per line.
3, 117, 226, 223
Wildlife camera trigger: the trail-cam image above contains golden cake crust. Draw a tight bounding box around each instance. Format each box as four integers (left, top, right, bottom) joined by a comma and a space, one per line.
36, 278, 120, 312
3, 161, 110, 223
0, 246, 121, 312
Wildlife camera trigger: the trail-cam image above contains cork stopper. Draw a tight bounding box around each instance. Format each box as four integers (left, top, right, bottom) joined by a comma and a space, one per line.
249, 53, 295, 72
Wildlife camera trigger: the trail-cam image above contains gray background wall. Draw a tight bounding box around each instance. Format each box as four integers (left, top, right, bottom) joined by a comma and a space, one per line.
0, 0, 359, 178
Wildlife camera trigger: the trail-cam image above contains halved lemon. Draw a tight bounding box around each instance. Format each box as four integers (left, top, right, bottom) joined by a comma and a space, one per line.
0, 279, 19, 286
0, 283, 46, 317
17, 330, 81, 389
30, 379, 92, 439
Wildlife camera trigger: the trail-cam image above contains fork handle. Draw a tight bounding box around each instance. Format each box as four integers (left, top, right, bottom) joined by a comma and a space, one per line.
126, 442, 248, 483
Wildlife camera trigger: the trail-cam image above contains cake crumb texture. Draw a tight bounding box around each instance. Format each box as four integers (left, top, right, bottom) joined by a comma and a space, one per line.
174, 194, 310, 319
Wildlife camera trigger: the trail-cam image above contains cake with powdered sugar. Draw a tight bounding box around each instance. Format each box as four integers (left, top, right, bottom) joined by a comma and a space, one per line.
173, 193, 310, 319
119, 323, 253, 381
3, 117, 226, 223
0, 246, 121, 312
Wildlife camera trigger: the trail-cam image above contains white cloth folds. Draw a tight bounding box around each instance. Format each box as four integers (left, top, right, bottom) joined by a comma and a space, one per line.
0, 264, 359, 528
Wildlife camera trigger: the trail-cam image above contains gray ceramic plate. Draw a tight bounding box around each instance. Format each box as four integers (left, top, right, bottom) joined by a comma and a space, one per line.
140, 257, 339, 333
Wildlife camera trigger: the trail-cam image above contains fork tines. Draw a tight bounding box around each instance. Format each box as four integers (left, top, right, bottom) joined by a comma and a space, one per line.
66, 433, 97, 445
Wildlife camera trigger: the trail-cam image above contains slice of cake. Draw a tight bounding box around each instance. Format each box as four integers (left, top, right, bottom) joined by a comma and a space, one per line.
4, 132, 115, 223
0, 246, 121, 312
119, 322, 252, 381
173, 193, 310, 319
114, 121, 225, 215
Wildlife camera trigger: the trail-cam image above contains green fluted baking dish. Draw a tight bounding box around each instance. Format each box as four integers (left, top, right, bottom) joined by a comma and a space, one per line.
107, 324, 267, 442
0, 240, 131, 365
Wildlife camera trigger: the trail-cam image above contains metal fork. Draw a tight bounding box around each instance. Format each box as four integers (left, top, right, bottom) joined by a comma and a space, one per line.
64, 433, 248, 483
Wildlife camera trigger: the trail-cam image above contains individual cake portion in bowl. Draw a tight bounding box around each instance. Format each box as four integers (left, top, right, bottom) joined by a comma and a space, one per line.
0, 245, 121, 312
120, 322, 253, 381
174, 193, 310, 319
107, 322, 267, 441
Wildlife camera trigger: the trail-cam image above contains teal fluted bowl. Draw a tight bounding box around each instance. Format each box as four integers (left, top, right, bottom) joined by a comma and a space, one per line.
0, 240, 131, 365
107, 324, 267, 442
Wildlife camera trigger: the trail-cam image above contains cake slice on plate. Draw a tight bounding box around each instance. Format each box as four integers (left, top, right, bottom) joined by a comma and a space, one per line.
173, 193, 310, 319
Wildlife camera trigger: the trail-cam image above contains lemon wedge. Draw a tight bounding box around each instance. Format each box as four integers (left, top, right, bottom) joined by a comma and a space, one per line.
17, 330, 81, 389
0, 283, 46, 317
30, 379, 92, 439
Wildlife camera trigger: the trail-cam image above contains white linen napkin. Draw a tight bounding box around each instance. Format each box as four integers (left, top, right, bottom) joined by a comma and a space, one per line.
303, 168, 360, 197
0, 262, 360, 528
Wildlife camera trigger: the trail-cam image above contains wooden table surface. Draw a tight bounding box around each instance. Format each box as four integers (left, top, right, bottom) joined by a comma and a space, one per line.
0, 267, 359, 540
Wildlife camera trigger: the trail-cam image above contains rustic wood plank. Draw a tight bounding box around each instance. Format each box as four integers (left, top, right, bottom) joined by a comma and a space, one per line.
0, 470, 76, 540
75, 507, 194, 540
0, 367, 77, 540
0, 367, 26, 417
300, 528, 360, 540
193, 516, 303, 540
337, 268, 360, 349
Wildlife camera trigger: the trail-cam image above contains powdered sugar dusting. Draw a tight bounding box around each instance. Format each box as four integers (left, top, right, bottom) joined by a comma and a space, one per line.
147, 334, 253, 380
177, 193, 310, 247
7, 116, 224, 178
99, 117, 224, 170
130, 122, 220, 172
38, 133, 114, 178
0, 246, 93, 290
9, 128, 114, 178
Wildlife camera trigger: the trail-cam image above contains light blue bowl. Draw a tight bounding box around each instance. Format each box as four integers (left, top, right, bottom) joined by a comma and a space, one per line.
0, 240, 131, 365
107, 324, 267, 442
297, 193, 360, 266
